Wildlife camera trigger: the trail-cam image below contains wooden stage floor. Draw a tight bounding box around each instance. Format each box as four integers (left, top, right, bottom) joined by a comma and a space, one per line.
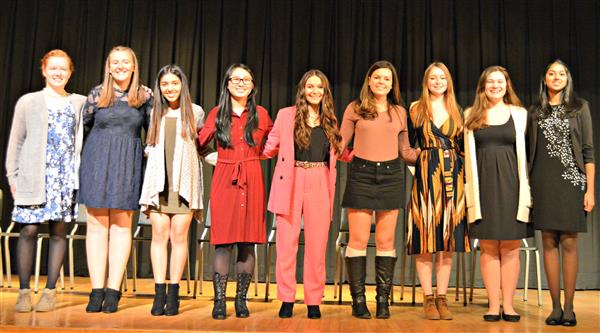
1, 276, 599, 333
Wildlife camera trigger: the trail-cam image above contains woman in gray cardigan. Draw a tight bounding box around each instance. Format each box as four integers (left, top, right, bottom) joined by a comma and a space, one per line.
5, 49, 86, 312
139, 65, 204, 316
528, 60, 595, 327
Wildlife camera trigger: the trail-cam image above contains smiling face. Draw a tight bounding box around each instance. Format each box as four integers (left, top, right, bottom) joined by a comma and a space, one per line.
426, 66, 447, 97
227, 67, 254, 100
545, 62, 568, 93
42, 56, 72, 90
159, 73, 182, 107
109, 50, 134, 86
304, 75, 324, 107
368, 68, 393, 98
484, 70, 507, 102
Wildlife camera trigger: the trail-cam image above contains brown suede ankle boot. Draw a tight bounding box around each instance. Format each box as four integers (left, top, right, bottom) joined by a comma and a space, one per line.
423, 294, 440, 320
435, 294, 452, 320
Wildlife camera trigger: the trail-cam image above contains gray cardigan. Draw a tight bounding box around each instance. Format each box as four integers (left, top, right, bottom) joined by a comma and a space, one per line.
5, 90, 87, 205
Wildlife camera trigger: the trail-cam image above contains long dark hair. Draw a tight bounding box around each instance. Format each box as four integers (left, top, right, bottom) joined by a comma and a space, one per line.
146, 64, 197, 146
354, 60, 404, 120
294, 69, 342, 154
216, 63, 259, 148
534, 59, 582, 119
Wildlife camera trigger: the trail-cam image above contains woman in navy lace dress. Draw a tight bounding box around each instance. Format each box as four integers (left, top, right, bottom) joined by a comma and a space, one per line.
78, 46, 152, 313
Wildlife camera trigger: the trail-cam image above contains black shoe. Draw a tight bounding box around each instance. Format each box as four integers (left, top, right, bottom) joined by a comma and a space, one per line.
562, 312, 577, 327
279, 302, 294, 318
234, 273, 252, 318
101, 288, 121, 313
483, 313, 501, 322
86, 288, 105, 313
150, 283, 167, 316
502, 312, 521, 322
375, 256, 396, 319
545, 310, 563, 326
164, 283, 180, 316
212, 273, 228, 320
345, 256, 371, 319
307, 305, 321, 319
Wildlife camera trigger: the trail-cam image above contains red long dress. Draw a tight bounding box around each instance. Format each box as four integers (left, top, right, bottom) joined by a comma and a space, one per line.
198, 106, 272, 244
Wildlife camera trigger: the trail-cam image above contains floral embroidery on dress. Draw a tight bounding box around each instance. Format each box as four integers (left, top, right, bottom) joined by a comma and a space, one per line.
12, 101, 78, 223
538, 105, 586, 190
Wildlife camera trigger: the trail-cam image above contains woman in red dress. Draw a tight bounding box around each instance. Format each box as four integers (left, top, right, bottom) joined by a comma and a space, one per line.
198, 63, 272, 320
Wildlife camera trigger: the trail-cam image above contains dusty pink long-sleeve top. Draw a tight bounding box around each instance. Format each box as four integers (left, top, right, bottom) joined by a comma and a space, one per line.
339, 102, 418, 164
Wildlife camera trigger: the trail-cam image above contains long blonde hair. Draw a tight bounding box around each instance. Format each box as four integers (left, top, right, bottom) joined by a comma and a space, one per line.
97, 46, 146, 108
410, 62, 462, 132
465, 66, 522, 131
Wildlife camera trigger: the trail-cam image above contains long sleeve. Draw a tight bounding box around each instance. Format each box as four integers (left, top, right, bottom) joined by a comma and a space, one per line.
398, 128, 419, 164
260, 109, 283, 159
339, 103, 356, 151
198, 107, 218, 149
82, 86, 101, 136
5, 96, 28, 186
580, 101, 595, 165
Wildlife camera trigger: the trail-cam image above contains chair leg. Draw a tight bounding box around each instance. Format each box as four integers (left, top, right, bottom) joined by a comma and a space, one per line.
524, 250, 530, 302
535, 249, 542, 306
254, 245, 259, 297
60, 265, 65, 290
399, 245, 407, 301
0, 240, 4, 287
5, 236, 12, 288
461, 253, 467, 306
469, 249, 477, 303
122, 264, 128, 292
410, 256, 416, 305
185, 250, 191, 294
337, 251, 344, 304
264, 244, 272, 302
34, 237, 43, 293
193, 244, 200, 299
333, 246, 340, 299
69, 238, 75, 289
455, 253, 460, 301
199, 245, 205, 295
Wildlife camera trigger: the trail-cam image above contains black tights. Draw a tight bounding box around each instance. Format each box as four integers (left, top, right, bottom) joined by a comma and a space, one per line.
542, 230, 578, 317
17, 221, 68, 290
213, 242, 255, 276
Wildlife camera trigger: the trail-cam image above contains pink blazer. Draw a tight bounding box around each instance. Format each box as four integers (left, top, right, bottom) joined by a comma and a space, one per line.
261, 106, 337, 219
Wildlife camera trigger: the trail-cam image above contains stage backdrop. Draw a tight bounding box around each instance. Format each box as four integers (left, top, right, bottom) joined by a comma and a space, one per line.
1, 0, 598, 289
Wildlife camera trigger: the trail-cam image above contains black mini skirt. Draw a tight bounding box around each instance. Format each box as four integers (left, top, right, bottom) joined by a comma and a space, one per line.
342, 156, 404, 210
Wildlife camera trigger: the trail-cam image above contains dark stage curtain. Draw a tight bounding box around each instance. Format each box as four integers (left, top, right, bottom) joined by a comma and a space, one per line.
1, 0, 598, 289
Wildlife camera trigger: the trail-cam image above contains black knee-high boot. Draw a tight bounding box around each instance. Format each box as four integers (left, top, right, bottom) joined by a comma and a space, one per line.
375, 256, 396, 319
345, 256, 371, 319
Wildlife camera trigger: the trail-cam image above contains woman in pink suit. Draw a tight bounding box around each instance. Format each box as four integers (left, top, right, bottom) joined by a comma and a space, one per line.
262, 69, 342, 319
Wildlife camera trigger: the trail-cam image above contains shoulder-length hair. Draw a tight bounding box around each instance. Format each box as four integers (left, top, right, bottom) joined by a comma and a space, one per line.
97, 46, 146, 108
294, 69, 343, 154
146, 64, 197, 146
354, 60, 404, 120
533, 59, 583, 119
465, 65, 522, 131
215, 63, 259, 148
410, 62, 462, 132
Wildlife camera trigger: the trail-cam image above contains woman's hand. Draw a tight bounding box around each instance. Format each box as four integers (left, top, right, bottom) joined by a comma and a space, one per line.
584, 191, 595, 212
10, 185, 16, 198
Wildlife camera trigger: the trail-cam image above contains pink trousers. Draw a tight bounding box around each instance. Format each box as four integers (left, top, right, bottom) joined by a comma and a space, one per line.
276, 165, 331, 305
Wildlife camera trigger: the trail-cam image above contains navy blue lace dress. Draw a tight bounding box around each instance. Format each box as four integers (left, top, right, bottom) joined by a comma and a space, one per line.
77, 86, 152, 210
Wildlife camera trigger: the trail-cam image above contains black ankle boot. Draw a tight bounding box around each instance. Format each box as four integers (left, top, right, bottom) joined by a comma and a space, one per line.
212, 273, 228, 320
235, 273, 252, 318
164, 283, 180, 316
345, 256, 371, 319
307, 305, 321, 319
151, 283, 167, 316
86, 288, 105, 313
279, 302, 294, 318
102, 288, 121, 313
375, 256, 396, 319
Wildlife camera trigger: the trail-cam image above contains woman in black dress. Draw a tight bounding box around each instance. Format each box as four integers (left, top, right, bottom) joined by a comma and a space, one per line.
528, 60, 595, 327
79, 46, 152, 313
464, 66, 532, 322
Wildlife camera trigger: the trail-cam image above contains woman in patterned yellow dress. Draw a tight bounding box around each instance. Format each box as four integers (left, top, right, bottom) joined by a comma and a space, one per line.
406, 62, 469, 320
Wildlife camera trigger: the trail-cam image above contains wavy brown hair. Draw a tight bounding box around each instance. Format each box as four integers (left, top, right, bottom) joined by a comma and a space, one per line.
465, 65, 522, 131
294, 69, 342, 154
97, 46, 146, 108
411, 62, 462, 132
354, 60, 404, 121
146, 64, 197, 146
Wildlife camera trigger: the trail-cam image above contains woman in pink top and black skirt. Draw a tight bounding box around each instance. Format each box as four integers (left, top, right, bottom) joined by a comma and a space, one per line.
340, 60, 419, 319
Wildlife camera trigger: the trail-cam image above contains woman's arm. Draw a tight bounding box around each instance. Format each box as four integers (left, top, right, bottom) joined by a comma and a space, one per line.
260, 109, 284, 159
197, 107, 218, 149
5, 96, 28, 195
584, 163, 595, 212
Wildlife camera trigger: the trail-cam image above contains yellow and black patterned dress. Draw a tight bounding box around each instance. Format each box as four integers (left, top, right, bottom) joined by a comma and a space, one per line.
406, 116, 470, 254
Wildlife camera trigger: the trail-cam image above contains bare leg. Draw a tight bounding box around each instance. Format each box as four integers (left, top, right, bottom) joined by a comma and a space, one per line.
86, 208, 110, 289
106, 209, 133, 290
169, 213, 193, 283
416, 253, 434, 295
499, 240, 520, 315
150, 212, 171, 283
479, 240, 501, 315
347, 209, 373, 252
435, 251, 453, 295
